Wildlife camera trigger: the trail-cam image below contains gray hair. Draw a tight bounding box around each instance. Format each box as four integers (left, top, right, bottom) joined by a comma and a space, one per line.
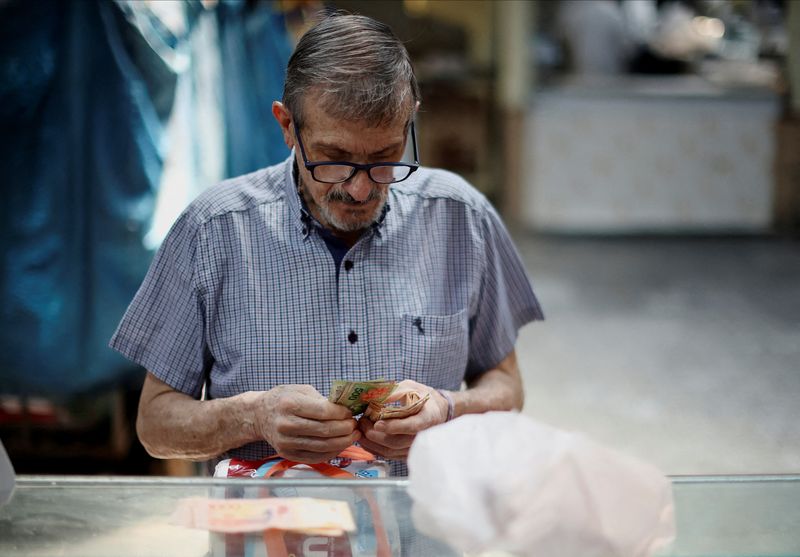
283, 13, 420, 128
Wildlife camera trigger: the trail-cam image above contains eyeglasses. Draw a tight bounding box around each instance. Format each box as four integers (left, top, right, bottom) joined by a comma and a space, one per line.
293, 121, 420, 185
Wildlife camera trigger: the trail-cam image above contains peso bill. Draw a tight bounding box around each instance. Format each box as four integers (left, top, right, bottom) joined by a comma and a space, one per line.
365, 391, 430, 421
329, 379, 398, 415
170, 497, 356, 534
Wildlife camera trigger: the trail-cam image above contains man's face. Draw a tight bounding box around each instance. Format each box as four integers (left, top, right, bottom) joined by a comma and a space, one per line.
291, 99, 410, 235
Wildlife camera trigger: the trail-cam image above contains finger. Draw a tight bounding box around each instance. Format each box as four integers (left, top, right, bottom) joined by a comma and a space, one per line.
357, 437, 408, 460
356, 437, 389, 459
279, 430, 361, 454
293, 397, 353, 421
373, 412, 431, 435
267, 386, 352, 421
383, 380, 424, 404
277, 416, 357, 438
363, 427, 415, 450
357, 416, 374, 434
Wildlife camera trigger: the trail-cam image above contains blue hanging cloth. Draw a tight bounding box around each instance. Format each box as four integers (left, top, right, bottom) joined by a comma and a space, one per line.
0, 0, 292, 397
0, 0, 175, 396
216, 0, 292, 177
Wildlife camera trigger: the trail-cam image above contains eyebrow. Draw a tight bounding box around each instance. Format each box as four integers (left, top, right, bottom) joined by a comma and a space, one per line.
312, 141, 403, 159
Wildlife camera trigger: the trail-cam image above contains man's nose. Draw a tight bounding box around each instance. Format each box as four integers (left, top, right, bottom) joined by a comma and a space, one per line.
342, 170, 375, 202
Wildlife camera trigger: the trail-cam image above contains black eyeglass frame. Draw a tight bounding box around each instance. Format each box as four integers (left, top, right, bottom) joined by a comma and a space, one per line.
293, 120, 420, 185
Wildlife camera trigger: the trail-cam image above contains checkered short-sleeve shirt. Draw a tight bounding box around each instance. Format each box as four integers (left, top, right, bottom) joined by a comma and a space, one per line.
110, 155, 543, 471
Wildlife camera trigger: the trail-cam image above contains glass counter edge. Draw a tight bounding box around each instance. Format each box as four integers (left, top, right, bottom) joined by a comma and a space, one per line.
12, 474, 800, 488
13, 475, 412, 488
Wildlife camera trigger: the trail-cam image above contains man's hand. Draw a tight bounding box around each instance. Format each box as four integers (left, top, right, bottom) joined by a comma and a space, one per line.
356, 380, 448, 460
137, 352, 519, 463
251, 384, 361, 464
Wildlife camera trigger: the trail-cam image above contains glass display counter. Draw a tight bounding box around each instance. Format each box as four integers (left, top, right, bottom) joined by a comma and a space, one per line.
1, 474, 798, 556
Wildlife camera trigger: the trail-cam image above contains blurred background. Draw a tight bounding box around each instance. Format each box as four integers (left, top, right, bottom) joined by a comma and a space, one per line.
1, 0, 798, 476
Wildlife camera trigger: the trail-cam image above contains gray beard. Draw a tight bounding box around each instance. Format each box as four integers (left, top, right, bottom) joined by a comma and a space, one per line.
299, 177, 388, 233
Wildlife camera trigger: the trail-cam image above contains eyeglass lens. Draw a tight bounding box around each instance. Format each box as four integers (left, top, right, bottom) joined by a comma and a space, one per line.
312, 164, 413, 184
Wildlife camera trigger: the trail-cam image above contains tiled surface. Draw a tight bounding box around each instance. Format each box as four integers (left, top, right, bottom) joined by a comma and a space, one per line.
513, 233, 800, 474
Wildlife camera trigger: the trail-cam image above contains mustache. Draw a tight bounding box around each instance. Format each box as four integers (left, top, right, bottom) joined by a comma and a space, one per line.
325, 187, 384, 204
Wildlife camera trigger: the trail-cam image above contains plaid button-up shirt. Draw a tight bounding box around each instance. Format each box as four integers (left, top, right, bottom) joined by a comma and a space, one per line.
110, 155, 543, 472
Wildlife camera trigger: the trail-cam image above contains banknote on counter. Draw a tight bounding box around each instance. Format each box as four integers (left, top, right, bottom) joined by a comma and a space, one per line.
170, 497, 356, 535
328, 379, 397, 415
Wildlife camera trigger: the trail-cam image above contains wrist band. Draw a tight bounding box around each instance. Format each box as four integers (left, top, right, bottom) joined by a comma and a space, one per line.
437, 389, 455, 422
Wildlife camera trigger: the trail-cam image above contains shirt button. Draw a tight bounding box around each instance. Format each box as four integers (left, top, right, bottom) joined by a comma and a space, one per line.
344, 260, 354, 271
348, 330, 358, 344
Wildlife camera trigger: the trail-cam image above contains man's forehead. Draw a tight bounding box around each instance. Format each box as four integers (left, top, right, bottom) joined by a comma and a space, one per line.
305, 116, 409, 139
298, 91, 414, 132
301, 113, 410, 150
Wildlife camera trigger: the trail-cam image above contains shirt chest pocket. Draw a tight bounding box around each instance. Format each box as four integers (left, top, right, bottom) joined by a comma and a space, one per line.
400, 309, 469, 388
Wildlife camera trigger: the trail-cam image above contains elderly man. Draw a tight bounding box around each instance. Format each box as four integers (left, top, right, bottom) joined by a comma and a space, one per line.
110, 13, 543, 476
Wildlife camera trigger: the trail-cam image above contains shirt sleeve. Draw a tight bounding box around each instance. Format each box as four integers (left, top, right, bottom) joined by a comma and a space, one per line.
109, 211, 210, 398
466, 201, 544, 379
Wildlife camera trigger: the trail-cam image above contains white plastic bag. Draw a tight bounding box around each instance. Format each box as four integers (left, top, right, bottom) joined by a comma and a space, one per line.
407, 412, 675, 557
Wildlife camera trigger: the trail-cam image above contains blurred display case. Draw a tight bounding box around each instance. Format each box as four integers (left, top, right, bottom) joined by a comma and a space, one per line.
523, 75, 780, 233
1, 474, 799, 556
525, 0, 792, 233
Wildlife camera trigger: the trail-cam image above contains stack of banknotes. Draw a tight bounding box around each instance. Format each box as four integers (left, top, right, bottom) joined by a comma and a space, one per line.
365, 391, 430, 421
328, 379, 397, 415
329, 379, 430, 420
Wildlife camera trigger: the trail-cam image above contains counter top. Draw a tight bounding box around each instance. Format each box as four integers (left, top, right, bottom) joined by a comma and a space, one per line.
1, 475, 799, 556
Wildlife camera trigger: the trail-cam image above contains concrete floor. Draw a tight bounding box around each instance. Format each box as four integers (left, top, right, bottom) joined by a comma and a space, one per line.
512, 234, 800, 475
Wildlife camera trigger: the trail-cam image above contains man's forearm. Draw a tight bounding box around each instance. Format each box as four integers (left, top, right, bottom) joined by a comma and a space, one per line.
450, 351, 524, 418
136, 374, 261, 461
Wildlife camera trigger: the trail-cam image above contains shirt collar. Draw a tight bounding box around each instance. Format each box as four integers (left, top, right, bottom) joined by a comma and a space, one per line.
283, 152, 391, 239
282, 153, 309, 238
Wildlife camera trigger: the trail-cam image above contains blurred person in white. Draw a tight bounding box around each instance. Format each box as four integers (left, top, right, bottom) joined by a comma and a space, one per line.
558, 0, 638, 75
110, 13, 543, 476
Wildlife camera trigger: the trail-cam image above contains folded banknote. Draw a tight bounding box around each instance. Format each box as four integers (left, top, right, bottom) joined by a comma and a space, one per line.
329, 379, 397, 415
365, 391, 431, 421
170, 497, 355, 535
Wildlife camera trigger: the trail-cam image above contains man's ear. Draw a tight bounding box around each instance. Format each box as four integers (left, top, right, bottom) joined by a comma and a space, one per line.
272, 101, 294, 149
